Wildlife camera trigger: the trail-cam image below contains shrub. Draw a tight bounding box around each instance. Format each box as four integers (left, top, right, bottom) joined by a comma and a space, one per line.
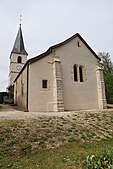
67, 137, 76, 142
85, 149, 113, 168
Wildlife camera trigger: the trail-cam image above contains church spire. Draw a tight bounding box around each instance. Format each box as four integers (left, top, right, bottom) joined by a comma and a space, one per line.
11, 24, 28, 55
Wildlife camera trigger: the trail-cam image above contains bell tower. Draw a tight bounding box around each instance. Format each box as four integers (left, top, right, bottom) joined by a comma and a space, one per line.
9, 24, 28, 86
7, 24, 28, 99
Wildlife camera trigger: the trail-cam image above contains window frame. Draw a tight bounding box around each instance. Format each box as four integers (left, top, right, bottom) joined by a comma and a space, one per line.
77, 41, 80, 47
73, 65, 78, 82
42, 80, 48, 89
79, 66, 83, 82
17, 56, 22, 63
73, 64, 86, 83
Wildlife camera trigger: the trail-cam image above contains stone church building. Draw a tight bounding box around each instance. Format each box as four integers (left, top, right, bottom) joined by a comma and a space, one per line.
8, 25, 107, 112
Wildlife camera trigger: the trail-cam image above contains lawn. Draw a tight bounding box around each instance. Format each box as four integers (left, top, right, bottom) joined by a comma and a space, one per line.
0, 110, 113, 168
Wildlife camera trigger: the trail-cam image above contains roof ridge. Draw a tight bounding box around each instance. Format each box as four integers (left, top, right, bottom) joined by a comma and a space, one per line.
14, 33, 100, 82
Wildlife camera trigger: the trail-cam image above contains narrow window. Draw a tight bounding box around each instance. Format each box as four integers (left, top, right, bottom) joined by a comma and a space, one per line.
77, 41, 80, 47
79, 66, 83, 82
74, 65, 78, 81
42, 80, 48, 89
17, 56, 22, 63
21, 83, 24, 96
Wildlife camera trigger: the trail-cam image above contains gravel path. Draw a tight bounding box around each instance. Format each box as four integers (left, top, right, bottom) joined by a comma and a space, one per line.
0, 104, 113, 120
0, 104, 73, 120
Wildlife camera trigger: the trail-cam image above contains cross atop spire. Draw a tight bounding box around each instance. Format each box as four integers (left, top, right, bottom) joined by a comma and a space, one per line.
11, 24, 28, 55
19, 15, 22, 26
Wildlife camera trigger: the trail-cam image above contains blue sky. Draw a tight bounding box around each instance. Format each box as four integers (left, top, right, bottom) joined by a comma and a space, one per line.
0, 0, 113, 91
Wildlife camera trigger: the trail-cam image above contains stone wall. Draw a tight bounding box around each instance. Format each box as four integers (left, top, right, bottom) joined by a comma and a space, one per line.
96, 65, 107, 109
52, 55, 64, 111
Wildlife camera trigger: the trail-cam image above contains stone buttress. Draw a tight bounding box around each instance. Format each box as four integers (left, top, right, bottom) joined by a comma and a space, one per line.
96, 64, 107, 109
52, 52, 64, 112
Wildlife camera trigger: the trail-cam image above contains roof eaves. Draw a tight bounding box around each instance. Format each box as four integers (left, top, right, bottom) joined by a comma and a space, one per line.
76, 33, 101, 61
14, 48, 52, 82
11, 51, 28, 55
51, 32, 100, 60
14, 33, 101, 83
29, 48, 52, 64
14, 60, 29, 82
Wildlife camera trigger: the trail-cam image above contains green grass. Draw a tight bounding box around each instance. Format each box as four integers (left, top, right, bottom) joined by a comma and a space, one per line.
0, 138, 113, 169
0, 110, 113, 168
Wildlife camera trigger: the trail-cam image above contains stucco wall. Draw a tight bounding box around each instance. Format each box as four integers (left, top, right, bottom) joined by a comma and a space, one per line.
54, 36, 99, 110
14, 35, 104, 112
14, 66, 27, 109
9, 73, 18, 86
9, 53, 27, 86
10, 53, 27, 63
28, 54, 53, 112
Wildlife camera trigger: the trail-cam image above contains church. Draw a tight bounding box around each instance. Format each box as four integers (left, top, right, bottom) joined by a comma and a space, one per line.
8, 24, 107, 112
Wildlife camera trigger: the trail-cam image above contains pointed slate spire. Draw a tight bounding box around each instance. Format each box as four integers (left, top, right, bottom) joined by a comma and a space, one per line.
12, 24, 28, 55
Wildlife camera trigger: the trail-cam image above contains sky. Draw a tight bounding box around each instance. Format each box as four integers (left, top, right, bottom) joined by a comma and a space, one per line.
0, 0, 113, 91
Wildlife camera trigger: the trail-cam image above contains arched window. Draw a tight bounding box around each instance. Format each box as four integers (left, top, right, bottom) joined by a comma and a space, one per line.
17, 56, 22, 63
79, 66, 83, 82
74, 65, 78, 81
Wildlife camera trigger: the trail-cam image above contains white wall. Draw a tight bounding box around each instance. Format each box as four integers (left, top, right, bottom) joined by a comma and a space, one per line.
14, 36, 103, 112
10, 53, 27, 63
14, 66, 28, 110
28, 54, 54, 112
9, 53, 27, 86
55, 37, 99, 110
